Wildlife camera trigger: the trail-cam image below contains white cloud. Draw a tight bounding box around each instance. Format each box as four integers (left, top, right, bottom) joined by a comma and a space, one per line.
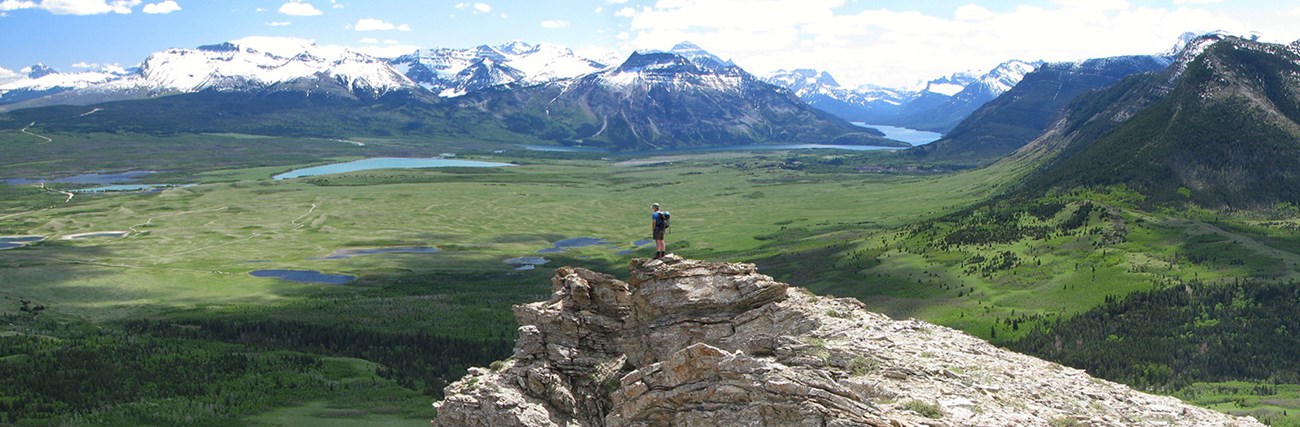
0, 65, 21, 84
617, 0, 1299, 88
384, 39, 399, 44
11, 0, 141, 15
954, 4, 994, 21
540, 19, 569, 29
1174, 0, 1222, 4
255, 7, 265, 12
71, 61, 97, 68
141, 0, 177, 14
359, 37, 379, 43
266, 20, 291, 26
594, 6, 602, 13
278, 1, 321, 16
0, 1, 37, 12
330, 0, 341, 8
473, 2, 489, 13
354, 17, 409, 31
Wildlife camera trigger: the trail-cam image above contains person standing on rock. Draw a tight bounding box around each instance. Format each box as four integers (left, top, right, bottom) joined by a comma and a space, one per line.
651, 202, 669, 259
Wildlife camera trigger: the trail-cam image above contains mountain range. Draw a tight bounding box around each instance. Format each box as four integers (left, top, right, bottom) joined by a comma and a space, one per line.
455, 45, 891, 151
1016, 34, 1300, 207
763, 60, 1041, 133
0, 39, 898, 150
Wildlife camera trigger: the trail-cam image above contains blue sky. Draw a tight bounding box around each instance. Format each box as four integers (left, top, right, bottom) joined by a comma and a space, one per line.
2, 0, 1298, 88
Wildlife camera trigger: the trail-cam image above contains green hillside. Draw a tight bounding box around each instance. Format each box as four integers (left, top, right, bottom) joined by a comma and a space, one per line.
1026, 38, 1300, 208
908, 55, 1170, 166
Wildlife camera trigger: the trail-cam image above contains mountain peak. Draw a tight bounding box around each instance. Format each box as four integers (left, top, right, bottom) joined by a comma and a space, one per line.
664, 41, 734, 70
432, 256, 1263, 426
614, 51, 699, 75
26, 64, 57, 79
669, 41, 703, 51
498, 40, 536, 55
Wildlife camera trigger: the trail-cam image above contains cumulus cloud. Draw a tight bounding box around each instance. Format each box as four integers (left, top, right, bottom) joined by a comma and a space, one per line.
266, 20, 291, 26
71, 61, 98, 68
456, 2, 490, 13
0, 65, 21, 84
540, 19, 569, 29
354, 18, 409, 31
141, 0, 177, 14
0, 1, 37, 12
4, 0, 141, 15
278, 1, 321, 16
617, 0, 1299, 88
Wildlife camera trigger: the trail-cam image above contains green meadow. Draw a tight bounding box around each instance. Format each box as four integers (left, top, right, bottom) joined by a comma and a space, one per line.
2, 131, 1298, 425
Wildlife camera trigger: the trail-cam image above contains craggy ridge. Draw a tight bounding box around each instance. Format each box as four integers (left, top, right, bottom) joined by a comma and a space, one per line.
433, 255, 1261, 426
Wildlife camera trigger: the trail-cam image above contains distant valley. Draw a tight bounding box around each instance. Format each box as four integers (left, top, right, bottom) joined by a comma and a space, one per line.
4, 30, 1300, 426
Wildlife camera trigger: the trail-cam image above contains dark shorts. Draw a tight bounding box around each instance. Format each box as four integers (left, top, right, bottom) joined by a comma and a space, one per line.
653, 227, 665, 240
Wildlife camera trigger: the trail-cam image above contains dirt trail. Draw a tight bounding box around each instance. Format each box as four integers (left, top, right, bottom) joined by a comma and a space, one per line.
20, 122, 52, 143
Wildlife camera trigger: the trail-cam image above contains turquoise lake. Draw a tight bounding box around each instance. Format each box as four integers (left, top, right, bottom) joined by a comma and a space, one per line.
273, 158, 514, 179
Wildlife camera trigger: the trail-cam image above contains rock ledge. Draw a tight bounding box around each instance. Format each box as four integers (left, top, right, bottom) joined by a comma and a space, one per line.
433, 255, 1261, 427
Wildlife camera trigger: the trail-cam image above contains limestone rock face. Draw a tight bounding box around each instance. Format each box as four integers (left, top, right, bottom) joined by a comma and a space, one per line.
432, 255, 1262, 427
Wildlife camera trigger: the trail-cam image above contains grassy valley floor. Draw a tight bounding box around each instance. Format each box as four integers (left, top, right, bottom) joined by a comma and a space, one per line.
2, 132, 1298, 425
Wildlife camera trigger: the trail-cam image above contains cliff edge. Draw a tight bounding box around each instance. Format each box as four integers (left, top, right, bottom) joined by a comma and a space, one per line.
432, 255, 1261, 426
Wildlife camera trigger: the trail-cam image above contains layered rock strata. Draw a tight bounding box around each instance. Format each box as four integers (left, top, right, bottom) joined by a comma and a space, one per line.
433, 255, 1261, 427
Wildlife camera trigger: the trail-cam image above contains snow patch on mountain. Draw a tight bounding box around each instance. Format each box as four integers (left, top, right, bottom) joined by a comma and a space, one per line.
391, 41, 606, 97
127, 37, 414, 94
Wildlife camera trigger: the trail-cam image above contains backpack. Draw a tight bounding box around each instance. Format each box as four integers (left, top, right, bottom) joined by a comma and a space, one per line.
656, 211, 671, 230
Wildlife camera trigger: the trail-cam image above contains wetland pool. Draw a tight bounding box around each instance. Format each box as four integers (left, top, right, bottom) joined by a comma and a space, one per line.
249, 269, 356, 285
317, 246, 442, 260
273, 158, 514, 179
0, 236, 44, 250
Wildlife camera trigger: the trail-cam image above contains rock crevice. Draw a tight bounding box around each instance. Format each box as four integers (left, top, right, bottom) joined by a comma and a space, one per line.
433, 255, 1261, 427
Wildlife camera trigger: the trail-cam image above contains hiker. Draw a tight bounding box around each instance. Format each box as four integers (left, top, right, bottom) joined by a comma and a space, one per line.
651, 202, 669, 259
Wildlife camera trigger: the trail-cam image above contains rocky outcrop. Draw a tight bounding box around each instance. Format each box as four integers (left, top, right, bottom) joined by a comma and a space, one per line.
432, 255, 1262, 426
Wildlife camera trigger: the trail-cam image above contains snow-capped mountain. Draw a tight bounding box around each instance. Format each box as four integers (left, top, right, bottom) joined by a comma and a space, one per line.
390, 41, 606, 97
920, 71, 979, 96
892, 59, 1043, 132
660, 41, 734, 71
459, 48, 901, 151
763, 69, 914, 121
764, 60, 1040, 131
135, 37, 414, 94
0, 63, 134, 105
1, 37, 420, 110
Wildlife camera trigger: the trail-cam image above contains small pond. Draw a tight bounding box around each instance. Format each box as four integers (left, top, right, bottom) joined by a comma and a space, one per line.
62, 231, 129, 240
505, 257, 549, 270
72, 184, 185, 193
505, 256, 549, 266
273, 158, 514, 180
249, 269, 356, 285
5, 171, 160, 185
616, 240, 655, 255
318, 246, 441, 260
537, 237, 610, 253
0, 236, 44, 250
